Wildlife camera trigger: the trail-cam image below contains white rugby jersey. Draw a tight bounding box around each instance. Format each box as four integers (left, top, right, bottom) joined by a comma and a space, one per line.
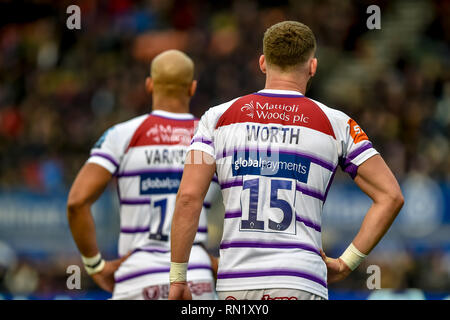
87, 110, 217, 294
188, 89, 379, 299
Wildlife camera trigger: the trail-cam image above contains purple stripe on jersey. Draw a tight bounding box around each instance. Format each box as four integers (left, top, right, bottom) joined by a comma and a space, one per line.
216, 147, 335, 172
344, 163, 359, 179
340, 142, 373, 168
120, 226, 150, 234
217, 268, 327, 288
254, 92, 304, 98
296, 183, 325, 202
117, 168, 183, 178
120, 198, 151, 205
224, 209, 242, 219
203, 202, 211, 209
132, 247, 170, 254
347, 142, 373, 161
115, 264, 212, 283
191, 136, 213, 146
219, 240, 320, 256
339, 142, 374, 179
90, 152, 119, 168
197, 227, 208, 233
212, 175, 219, 184
295, 214, 321, 232
128, 242, 203, 257
220, 177, 243, 189
278, 149, 335, 171
121, 226, 206, 234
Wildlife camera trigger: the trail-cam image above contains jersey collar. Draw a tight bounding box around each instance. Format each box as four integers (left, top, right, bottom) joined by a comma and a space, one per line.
151, 109, 195, 120
256, 89, 304, 98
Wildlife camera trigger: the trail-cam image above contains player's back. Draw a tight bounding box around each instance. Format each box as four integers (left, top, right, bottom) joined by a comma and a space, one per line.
88, 110, 216, 298
189, 89, 378, 299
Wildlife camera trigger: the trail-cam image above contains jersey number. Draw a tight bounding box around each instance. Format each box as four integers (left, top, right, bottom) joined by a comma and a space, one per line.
149, 198, 168, 241
241, 178, 294, 233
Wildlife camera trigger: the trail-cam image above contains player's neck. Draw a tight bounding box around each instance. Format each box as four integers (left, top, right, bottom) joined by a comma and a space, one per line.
264, 74, 308, 95
151, 95, 190, 114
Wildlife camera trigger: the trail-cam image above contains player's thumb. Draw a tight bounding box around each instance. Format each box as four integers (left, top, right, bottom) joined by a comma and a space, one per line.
319, 249, 328, 262
118, 251, 132, 264
110, 251, 132, 269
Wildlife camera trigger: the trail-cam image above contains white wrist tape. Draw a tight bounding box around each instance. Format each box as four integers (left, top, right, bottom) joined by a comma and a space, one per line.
81, 253, 106, 275
169, 262, 188, 283
339, 243, 367, 271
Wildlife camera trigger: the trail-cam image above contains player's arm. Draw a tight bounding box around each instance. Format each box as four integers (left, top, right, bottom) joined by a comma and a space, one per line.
321, 154, 404, 283
67, 163, 128, 292
168, 151, 216, 300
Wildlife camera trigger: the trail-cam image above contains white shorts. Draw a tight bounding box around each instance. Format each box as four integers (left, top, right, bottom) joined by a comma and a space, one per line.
111, 244, 215, 300
112, 279, 216, 300
217, 288, 325, 300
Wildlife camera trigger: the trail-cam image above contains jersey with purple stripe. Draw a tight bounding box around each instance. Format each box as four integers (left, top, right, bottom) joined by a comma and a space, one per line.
188, 89, 379, 299
87, 110, 217, 294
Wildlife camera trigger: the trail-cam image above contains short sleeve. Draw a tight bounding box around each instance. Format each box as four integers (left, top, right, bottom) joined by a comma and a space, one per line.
338, 118, 379, 179
87, 126, 122, 174
188, 109, 216, 158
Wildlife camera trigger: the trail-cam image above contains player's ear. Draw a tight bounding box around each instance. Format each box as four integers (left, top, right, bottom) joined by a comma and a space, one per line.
145, 77, 154, 94
259, 55, 267, 74
309, 58, 317, 77
189, 80, 197, 97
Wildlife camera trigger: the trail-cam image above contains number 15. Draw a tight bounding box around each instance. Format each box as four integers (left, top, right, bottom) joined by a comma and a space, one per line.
241, 178, 294, 232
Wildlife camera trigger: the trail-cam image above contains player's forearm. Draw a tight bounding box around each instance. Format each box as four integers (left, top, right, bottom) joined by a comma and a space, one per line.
352, 193, 404, 255
170, 193, 203, 263
67, 163, 112, 258
67, 202, 100, 257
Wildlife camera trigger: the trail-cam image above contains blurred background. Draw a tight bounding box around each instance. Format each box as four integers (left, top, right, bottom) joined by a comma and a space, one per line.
0, 0, 449, 300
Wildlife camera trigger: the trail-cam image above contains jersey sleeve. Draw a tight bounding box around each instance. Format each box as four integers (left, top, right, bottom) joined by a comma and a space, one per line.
86, 126, 122, 174
337, 117, 379, 179
188, 109, 216, 158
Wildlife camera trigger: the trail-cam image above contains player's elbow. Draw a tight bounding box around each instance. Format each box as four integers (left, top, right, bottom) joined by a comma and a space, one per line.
67, 190, 90, 217
392, 191, 404, 213
380, 187, 404, 214
176, 189, 203, 212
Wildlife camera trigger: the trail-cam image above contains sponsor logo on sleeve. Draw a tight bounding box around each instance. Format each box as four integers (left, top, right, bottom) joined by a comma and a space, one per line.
348, 118, 369, 144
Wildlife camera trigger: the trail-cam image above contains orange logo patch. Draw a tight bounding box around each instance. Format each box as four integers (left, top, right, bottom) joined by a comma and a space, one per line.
348, 118, 368, 144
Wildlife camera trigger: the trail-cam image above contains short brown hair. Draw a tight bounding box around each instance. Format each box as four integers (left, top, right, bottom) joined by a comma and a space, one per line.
263, 21, 316, 70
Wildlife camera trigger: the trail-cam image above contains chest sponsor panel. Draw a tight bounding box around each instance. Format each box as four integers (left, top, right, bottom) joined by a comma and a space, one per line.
231, 149, 311, 183
140, 171, 183, 195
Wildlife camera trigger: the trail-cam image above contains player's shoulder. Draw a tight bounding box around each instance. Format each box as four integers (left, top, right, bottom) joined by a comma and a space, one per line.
305, 97, 350, 123
200, 96, 242, 125
110, 114, 149, 134
93, 114, 148, 148
209, 96, 242, 114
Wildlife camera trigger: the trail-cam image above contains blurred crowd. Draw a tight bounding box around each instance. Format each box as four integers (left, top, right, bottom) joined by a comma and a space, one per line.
0, 0, 449, 192
0, 0, 449, 298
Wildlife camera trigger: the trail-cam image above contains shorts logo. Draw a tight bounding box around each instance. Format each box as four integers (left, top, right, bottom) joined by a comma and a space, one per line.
188, 281, 213, 296
142, 282, 211, 300
143, 285, 165, 300
261, 294, 298, 300
241, 101, 255, 119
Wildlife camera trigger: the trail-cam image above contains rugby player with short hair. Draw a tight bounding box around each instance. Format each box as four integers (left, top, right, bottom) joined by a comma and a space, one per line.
168, 21, 404, 300
67, 50, 218, 300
